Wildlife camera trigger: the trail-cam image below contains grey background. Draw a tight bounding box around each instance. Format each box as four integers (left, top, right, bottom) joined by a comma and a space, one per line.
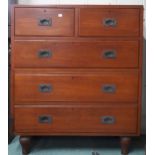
141, 39, 146, 134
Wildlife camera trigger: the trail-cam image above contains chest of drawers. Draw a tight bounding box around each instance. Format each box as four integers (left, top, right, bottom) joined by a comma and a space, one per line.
11, 5, 143, 155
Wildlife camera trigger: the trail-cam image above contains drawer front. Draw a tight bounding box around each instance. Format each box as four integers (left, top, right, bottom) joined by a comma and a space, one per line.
15, 8, 74, 36
15, 70, 138, 103
15, 105, 137, 134
79, 8, 140, 37
14, 41, 139, 68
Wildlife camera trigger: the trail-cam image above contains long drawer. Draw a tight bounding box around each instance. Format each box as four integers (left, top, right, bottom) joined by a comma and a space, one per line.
79, 8, 140, 37
14, 41, 139, 68
15, 8, 74, 36
14, 69, 138, 103
14, 105, 137, 134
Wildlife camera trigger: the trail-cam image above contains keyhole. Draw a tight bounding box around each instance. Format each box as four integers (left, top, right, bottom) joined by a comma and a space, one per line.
71, 76, 75, 80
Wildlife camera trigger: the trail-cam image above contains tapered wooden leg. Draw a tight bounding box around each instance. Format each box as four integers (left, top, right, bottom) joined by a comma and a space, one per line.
120, 137, 131, 155
19, 136, 31, 155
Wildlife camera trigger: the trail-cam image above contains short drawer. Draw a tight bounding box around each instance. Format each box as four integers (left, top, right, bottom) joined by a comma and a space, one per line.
79, 8, 140, 37
14, 41, 139, 68
14, 69, 138, 103
14, 105, 138, 134
15, 8, 74, 36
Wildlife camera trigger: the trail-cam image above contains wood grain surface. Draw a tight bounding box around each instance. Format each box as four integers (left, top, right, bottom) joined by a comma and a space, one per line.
15, 8, 75, 36
79, 8, 140, 37
15, 105, 138, 134
14, 40, 139, 68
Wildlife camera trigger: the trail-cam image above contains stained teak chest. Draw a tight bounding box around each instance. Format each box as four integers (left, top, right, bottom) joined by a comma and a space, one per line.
11, 5, 143, 155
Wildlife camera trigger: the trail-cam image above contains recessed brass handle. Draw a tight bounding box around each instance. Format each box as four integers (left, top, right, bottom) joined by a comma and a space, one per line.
38, 50, 52, 58
103, 50, 116, 59
38, 18, 52, 26
101, 116, 115, 124
38, 115, 52, 124
39, 84, 52, 93
102, 84, 116, 93
103, 18, 117, 27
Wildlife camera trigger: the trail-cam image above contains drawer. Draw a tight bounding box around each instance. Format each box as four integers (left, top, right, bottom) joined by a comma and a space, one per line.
79, 8, 140, 37
15, 8, 74, 36
14, 105, 137, 134
14, 69, 138, 103
14, 41, 139, 68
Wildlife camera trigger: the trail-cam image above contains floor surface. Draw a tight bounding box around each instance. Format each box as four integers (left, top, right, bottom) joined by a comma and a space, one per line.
9, 136, 145, 155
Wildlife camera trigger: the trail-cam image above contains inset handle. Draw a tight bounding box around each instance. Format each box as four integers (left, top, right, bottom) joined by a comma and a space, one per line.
39, 84, 52, 93
101, 116, 115, 124
38, 18, 52, 26
103, 50, 116, 59
102, 84, 116, 93
103, 18, 117, 27
38, 50, 52, 58
38, 115, 52, 124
